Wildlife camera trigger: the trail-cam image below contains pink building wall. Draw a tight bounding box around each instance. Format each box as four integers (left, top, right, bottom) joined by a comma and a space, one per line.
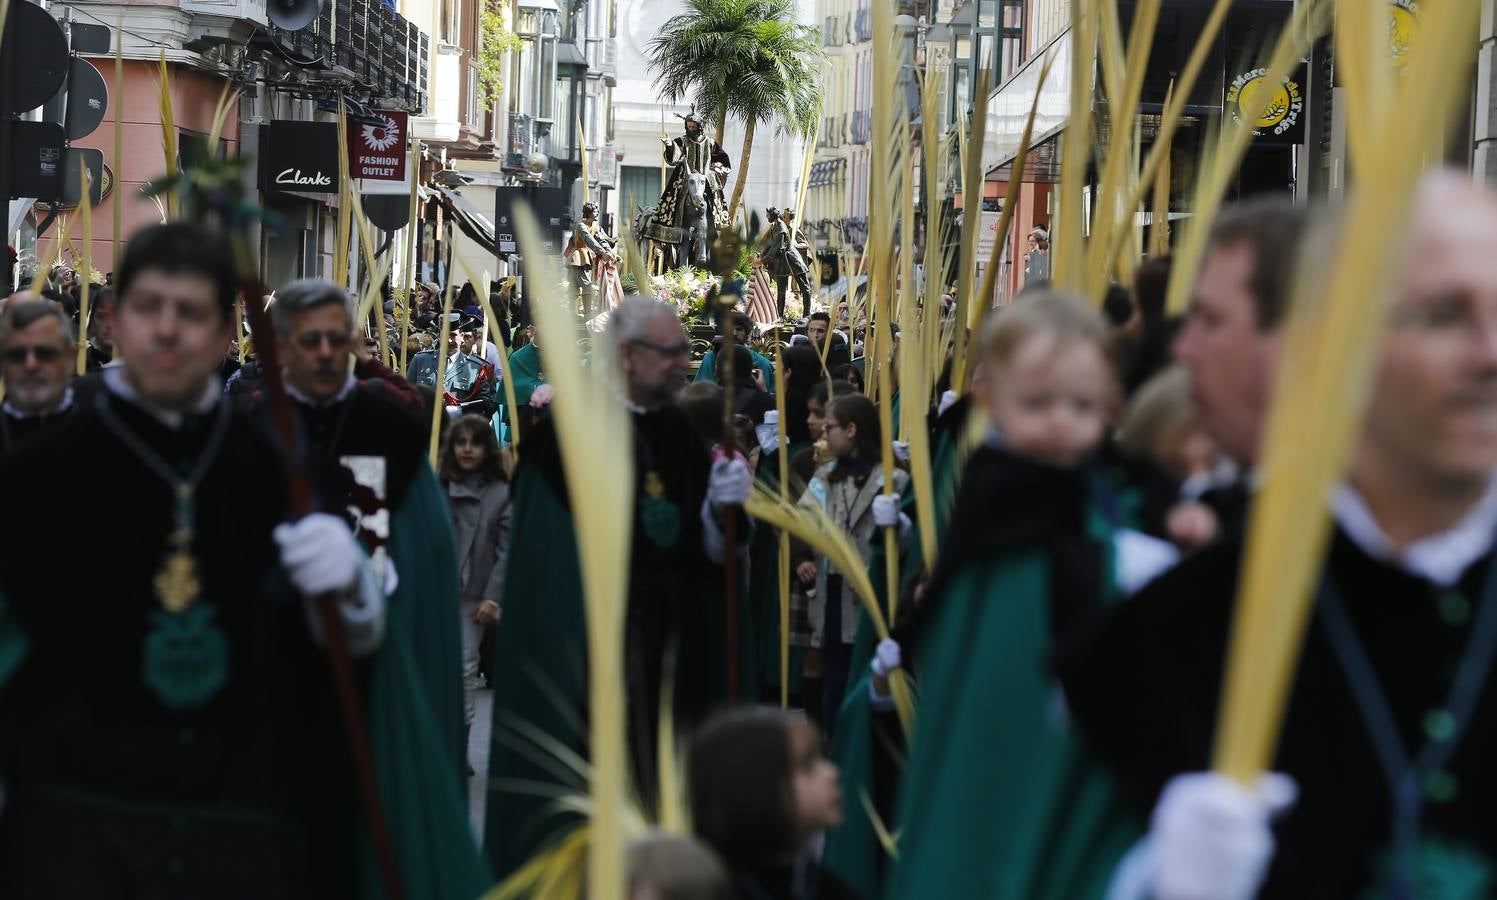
36, 60, 240, 275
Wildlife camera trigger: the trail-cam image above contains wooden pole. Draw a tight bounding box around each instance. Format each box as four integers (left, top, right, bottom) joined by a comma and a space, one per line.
75, 170, 91, 375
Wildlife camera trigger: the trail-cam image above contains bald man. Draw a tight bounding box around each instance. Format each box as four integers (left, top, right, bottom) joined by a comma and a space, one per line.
481, 298, 752, 881
1061, 175, 1497, 899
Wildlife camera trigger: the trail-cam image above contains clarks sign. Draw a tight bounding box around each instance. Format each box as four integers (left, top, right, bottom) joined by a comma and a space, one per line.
259, 121, 339, 194
276, 168, 333, 187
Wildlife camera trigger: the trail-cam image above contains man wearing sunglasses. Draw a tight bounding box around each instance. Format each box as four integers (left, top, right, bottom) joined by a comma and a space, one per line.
0, 297, 78, 454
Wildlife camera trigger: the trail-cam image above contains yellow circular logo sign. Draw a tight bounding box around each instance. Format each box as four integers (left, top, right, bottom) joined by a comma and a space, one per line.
1226, 68, 1303, 138
1389, 0, 1419, 69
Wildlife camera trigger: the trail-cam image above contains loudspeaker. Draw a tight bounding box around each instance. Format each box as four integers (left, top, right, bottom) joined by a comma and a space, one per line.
267, 0, 320, 32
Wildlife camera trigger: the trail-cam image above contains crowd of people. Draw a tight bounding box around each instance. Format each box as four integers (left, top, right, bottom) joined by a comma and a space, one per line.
2, 168, 1497, 900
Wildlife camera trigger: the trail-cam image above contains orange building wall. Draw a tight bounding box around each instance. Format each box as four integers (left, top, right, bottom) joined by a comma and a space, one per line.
36, 59, 240, 275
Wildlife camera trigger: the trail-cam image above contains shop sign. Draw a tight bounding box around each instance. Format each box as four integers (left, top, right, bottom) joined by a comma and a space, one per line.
348, 109, 409, 183
1225, 66, 1305, 143
260, 120, 340, 194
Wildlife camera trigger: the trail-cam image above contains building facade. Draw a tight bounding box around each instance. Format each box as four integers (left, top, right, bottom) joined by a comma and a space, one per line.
612, 0, 814, 257
9, 0, 430, 290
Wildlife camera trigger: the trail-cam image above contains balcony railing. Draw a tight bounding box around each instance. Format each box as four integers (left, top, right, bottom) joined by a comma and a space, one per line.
264, 0, 428, 113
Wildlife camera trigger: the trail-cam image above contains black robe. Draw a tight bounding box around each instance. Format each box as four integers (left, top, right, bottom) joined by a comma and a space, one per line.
0, 403, 75, 457
483, 404, 736, 878
0, 390, 354, 898
1060, 528, 1497, 897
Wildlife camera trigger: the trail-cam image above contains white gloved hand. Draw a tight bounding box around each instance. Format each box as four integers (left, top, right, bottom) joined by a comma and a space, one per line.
892, 440, 910, 462
530, 383, 556, 408
1151, 772, 1297, 900
274, 513, 364, 597
756, 410, 782, 455
872, 494, 901, 527
708, 457, 753, 509
870, 638, 902, 677
937, 389, 959, 416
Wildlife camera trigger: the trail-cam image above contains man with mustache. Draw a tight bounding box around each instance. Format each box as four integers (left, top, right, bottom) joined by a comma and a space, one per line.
406, 313, 497, 420
267, 277, 473, 780
0, 298, 77, 455
482, 297, 753, 880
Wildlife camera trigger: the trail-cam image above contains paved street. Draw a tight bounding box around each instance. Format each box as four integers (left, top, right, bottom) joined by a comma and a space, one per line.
468, 689, 493, 841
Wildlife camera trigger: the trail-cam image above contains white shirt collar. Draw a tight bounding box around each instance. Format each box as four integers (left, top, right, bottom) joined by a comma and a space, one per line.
1330, 475, 1497, 587
103, 366, 220, 430
284, 371, 357, 408
2, 386, 74, 420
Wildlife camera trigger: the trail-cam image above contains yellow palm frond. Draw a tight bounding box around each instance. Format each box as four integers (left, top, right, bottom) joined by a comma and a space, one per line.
1212, 0, 1481, 783
746, 483, 915, 735
514, 205, 635, 900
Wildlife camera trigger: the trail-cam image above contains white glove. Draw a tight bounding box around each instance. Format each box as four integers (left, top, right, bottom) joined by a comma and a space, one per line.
870, 638, 902, 677
708, 457, 752, 509
756, 411, 781, 455
892, 440, 910, 462
530, 383, 555, 408
937, 389, 959, 416
1151, 772, 1296, 900
275, 513, 363, 596
868, 638, 901, 712
872, 494, 901, 527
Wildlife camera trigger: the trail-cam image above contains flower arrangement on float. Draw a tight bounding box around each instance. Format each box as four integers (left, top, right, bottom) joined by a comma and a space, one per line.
650, 267, 721, 323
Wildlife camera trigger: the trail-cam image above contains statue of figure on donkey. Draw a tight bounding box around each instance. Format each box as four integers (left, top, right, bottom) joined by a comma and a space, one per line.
635, 108, 733, 270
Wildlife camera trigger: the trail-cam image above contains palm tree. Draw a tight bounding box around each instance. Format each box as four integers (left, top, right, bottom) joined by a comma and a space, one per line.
649, 0, 825, 223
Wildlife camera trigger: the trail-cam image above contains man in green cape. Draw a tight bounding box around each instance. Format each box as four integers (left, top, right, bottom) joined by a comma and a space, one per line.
482, 298, 753, 880
263, 277, 491, 899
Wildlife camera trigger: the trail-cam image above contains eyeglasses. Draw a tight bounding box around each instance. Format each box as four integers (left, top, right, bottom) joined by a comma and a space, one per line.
630, 339, 691, 359
823, 422, 844, 433
294, 330, 352, 351
2, 345, 64, 364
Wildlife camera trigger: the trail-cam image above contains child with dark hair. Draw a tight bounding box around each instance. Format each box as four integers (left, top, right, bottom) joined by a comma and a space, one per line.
438, 414, 511, 771
690, 707, 859, 900
679, 381, 727, 452
830, 363, 863, 394
794, 394, 910, 733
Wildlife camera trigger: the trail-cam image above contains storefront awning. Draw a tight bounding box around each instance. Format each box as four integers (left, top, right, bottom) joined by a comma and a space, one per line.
983, 30, 1074, 176
436, 185, 498, 258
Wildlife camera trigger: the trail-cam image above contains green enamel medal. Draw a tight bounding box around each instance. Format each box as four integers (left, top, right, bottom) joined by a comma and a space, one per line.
641, 470, 682, 548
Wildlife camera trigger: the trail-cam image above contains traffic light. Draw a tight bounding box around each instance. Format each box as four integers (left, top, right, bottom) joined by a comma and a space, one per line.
2, 1, 110, 206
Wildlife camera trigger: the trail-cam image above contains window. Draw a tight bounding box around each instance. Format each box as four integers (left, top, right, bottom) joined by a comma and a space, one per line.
537, 37, 555, 120
441, 0, 460, 45
467, 64, 480, 126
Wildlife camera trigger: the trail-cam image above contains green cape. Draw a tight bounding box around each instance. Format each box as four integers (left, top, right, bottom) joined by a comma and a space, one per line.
883, 551, 1142, 900
365, 463, 493, 899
